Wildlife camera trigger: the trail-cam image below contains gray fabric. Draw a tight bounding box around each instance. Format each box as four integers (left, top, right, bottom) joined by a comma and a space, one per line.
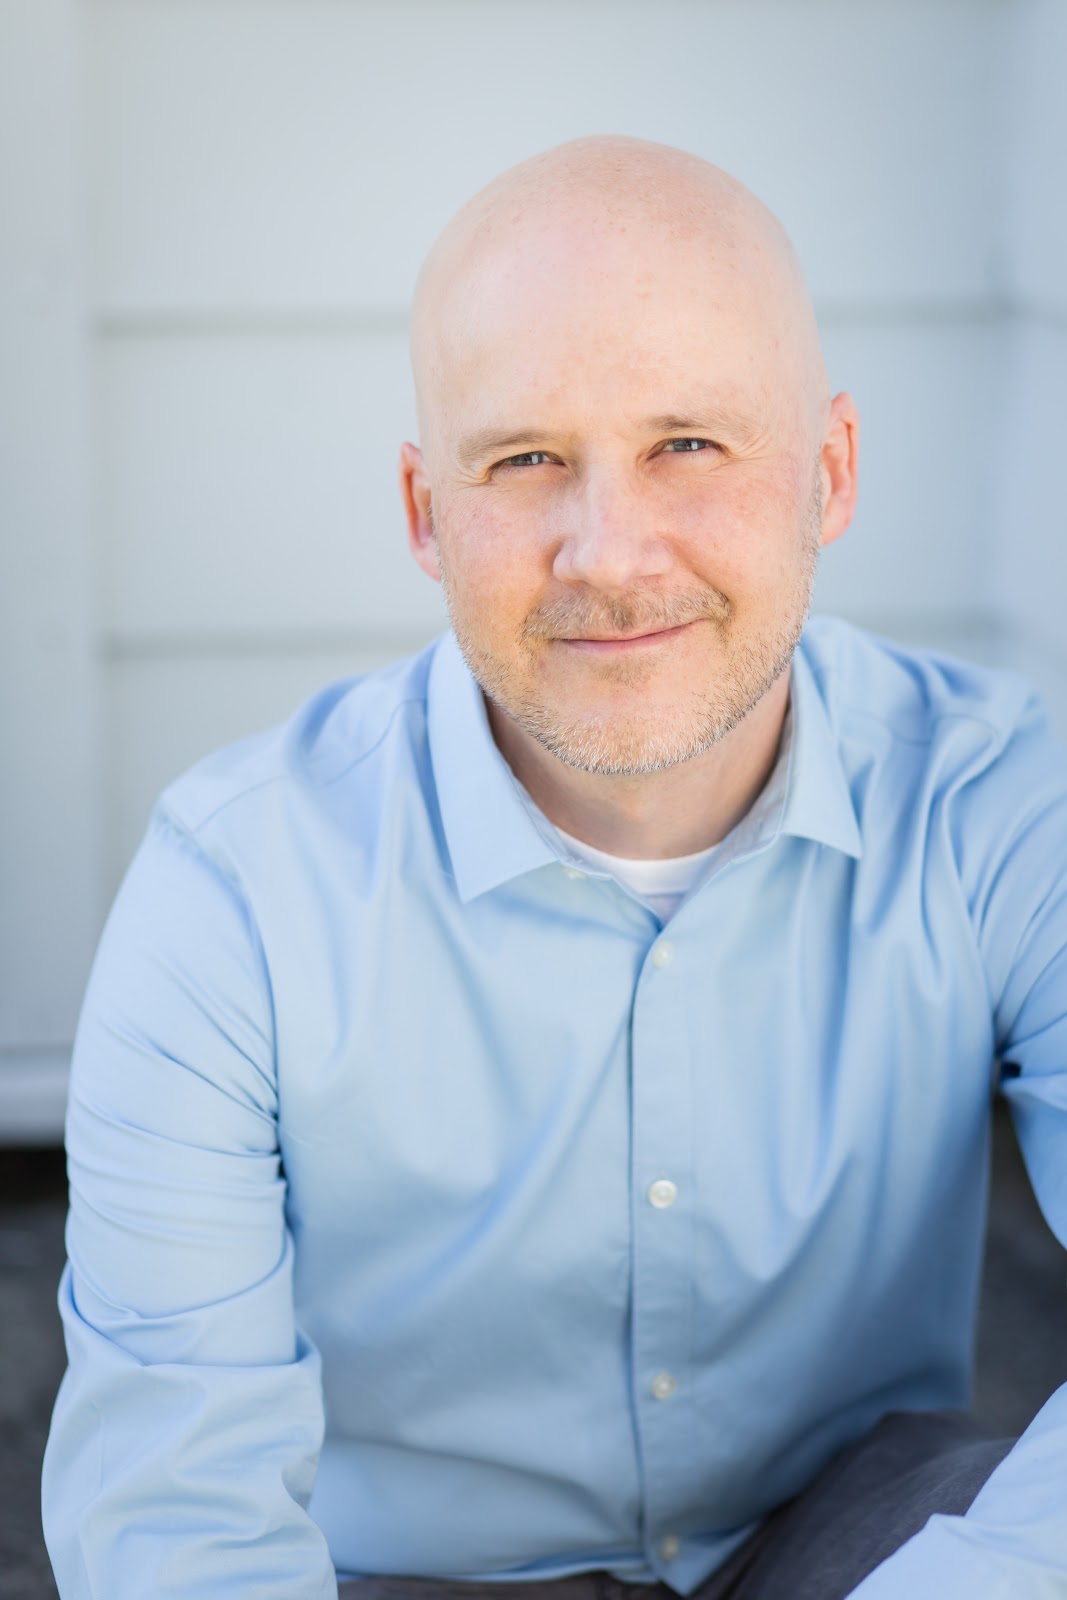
337, 1409, 1014, 1600
688, 1409, 1014, 1600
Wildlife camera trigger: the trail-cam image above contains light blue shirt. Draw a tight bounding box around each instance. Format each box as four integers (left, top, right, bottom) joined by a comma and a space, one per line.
43, 617, 1067, 1599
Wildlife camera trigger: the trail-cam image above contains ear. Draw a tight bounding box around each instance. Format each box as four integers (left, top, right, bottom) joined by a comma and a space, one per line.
817, 392, 860, 550
398, 440, 441, 582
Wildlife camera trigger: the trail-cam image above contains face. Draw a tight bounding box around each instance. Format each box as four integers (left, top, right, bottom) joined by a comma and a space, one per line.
405, 222, 836, 777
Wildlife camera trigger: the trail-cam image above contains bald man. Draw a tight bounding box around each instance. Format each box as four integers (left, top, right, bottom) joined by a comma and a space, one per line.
44, 139, 1067, 1600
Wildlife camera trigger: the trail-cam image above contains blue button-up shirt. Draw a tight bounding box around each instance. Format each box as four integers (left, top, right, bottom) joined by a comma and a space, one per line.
43, 616, 1067, 1599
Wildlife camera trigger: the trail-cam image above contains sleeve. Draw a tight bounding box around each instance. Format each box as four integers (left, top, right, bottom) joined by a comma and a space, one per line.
849, 695, 1067, 1599
41, 807, 338, 1599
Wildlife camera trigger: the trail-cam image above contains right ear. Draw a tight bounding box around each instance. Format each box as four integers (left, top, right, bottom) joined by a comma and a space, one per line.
398, 441, 441, 582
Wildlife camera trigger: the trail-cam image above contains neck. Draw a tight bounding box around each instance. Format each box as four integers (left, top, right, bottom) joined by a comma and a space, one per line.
486, 670, 791, 860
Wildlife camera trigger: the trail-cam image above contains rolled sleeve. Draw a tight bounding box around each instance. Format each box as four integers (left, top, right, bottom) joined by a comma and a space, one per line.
42, 809, 336, 1598
850, 701, 1067, 1598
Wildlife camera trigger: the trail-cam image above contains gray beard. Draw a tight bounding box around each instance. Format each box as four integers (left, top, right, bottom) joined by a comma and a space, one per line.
441, 480, 821, 777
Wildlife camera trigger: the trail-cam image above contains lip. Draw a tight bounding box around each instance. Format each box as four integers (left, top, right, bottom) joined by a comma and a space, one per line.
556, 621, 695, 655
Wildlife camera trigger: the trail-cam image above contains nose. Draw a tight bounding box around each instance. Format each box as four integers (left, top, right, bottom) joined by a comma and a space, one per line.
551, 470, 673, 590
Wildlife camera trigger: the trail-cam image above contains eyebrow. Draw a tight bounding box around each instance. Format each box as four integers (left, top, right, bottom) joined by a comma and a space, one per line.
455, 403, 767, 468
644, 407, 767, 441
455, 428, 551, 467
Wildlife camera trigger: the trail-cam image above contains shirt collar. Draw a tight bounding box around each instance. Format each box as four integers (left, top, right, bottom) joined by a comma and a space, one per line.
427, 625, 862, 903
778, 636, 863, 859
428, 631, 560, 902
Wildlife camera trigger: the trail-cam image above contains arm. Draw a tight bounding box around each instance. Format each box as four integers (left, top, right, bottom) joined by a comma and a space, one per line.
42, 809, 337, 1599
850, 697, 1067, 1599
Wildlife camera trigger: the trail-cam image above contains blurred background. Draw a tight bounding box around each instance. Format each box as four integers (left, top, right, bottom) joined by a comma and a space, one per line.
2, 0, 1066, 1135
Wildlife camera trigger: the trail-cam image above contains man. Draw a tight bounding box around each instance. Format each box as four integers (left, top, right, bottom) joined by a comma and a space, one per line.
43, 137, 1067, 1598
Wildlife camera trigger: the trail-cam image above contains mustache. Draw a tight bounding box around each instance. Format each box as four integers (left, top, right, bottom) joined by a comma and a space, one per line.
521, 587, 729, 642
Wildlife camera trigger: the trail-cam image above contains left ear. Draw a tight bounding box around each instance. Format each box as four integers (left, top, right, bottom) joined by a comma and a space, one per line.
398, 440, 442, 582
817, 392, 860, 549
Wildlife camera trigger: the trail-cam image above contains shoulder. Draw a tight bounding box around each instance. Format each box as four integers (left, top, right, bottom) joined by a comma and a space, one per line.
800, 615, 1067, 890
156, 639, 440, 846
799, 614, 1040, 759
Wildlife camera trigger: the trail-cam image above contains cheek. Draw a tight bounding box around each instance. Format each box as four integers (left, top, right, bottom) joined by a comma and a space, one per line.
437, 505, 549, 636
442, 496, 554, 596
688, 467, 812, 593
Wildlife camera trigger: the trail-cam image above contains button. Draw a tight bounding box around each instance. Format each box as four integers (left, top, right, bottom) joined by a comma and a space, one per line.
647, 1178, 678, 1209
562, 865, 586, 879
659, 1535, 681, 1562
650, 1371, 677, 1400
650, 939, 674, 968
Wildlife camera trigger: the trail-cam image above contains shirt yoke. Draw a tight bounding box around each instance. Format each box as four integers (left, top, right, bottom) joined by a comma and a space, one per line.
158, 645, 438, 841
802, 615, 1038, 765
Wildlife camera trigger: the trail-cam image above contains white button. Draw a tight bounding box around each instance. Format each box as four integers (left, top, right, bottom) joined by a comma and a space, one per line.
659, 1535, 681, 1562
563, 865, 585, 879
650, 1371, 677, 1400
647, 1178, 678, 1209
651, 939, 674, 968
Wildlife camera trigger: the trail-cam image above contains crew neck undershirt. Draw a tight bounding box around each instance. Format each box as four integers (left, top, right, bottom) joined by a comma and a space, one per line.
510, 702, 795, 923
551, 825, 722, 922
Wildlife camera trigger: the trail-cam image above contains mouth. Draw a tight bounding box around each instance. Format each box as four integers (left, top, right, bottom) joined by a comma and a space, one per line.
556, 620, 696, 655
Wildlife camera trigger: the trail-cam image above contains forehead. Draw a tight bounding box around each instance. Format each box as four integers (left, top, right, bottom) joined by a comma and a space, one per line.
423, 219, 794, 444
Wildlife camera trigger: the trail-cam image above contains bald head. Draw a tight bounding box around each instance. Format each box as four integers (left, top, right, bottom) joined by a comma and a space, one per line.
410, 135, 830, 461
398, 136, 859, 801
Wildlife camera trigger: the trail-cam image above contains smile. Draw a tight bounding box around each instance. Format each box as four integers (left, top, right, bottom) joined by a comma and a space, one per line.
556, 621, 696, 655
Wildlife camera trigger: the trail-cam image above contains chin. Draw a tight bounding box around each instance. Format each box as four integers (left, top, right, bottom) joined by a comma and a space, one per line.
529, 708, 732, 776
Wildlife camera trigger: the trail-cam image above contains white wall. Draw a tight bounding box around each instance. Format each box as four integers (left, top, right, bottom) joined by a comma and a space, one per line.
992, 0, 1067, 718
2, 0, 1062, 1139
0, 0, 100, 1139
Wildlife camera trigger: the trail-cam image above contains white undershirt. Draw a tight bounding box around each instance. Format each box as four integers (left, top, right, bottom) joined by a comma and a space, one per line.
551, 826, 721, 922
505, 704, 794, 922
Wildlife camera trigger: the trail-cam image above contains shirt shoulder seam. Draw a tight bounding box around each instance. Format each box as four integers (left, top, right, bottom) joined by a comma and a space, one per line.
164, 693, 428, 841
806, 661, 1018, 751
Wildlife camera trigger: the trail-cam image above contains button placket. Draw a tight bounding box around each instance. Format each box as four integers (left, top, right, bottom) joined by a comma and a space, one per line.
631, 923, 694, 1572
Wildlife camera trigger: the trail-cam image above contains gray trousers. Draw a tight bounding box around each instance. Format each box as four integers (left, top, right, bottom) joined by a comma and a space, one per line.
337, 1410, 1014, 1600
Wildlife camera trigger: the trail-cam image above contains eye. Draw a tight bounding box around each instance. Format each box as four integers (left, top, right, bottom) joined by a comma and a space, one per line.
496, 450, 556, 469
662, 437, 718, 454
